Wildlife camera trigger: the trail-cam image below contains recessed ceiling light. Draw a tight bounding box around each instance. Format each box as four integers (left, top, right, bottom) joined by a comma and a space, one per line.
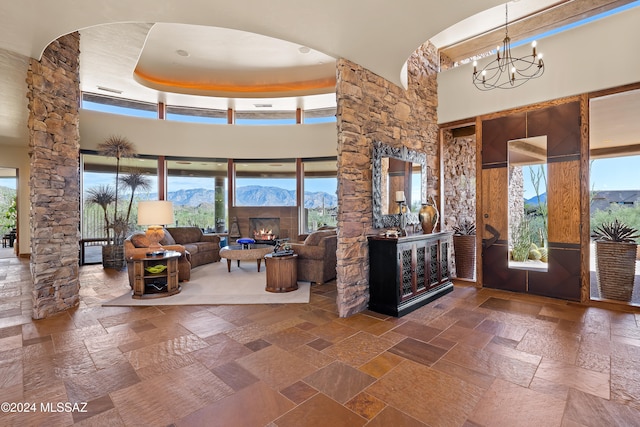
298, 46, 311, 54
96, 86, 122, 94
176, 49, 190, 57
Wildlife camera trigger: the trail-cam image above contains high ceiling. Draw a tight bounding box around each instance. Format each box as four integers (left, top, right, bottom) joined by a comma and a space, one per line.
0, 0, 637, 149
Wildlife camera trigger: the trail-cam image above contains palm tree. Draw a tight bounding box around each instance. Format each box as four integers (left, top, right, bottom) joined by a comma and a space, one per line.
96, 135, 137, 228
119, 171, 152, 225
85, 185, 116, 242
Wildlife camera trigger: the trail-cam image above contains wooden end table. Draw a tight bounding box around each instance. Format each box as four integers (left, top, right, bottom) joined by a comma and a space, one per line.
264, 253, 298, 293
128, 250, 181, 299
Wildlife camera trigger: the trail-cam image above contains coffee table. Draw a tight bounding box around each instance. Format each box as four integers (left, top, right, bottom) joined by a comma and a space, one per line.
219, 244, 273, 272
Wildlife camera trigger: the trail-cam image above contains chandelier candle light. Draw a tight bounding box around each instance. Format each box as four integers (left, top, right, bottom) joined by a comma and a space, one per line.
137, 200, 175, 250
472, 3, 544, 90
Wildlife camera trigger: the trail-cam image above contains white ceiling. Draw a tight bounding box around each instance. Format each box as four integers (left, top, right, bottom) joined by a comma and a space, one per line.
0, 0, 638, 152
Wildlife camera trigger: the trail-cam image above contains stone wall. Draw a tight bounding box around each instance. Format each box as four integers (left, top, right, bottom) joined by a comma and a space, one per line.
335, 42, 439, 317
26, 33, 81, 319
442, 132, 476, 230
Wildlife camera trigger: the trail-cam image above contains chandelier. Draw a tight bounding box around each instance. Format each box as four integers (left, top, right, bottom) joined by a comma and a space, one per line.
472, 4, 545, 90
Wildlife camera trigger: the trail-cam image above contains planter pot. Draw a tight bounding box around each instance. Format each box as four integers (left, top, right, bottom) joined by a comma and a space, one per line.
595, 240, 637, 301
453, 235, 476, 280
102, 244, 126, 270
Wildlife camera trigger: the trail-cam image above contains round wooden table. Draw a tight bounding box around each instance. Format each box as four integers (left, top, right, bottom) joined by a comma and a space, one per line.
219, 244, 273, 272
264, 253, 298, 293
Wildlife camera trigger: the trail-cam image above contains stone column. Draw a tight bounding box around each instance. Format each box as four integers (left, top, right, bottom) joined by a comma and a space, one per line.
26, 33, 81, 319
335, 42, 439, 317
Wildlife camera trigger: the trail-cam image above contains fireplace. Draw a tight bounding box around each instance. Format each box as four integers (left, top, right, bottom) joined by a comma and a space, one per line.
249, 218, 280, 243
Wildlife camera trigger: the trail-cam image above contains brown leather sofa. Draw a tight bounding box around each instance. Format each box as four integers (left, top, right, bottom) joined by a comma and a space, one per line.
164, 227, 221, 267
124, 227, 221, 283
289, 228, 337, 284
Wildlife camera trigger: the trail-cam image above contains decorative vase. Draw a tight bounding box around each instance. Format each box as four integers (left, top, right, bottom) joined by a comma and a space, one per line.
419, 196, 439, 234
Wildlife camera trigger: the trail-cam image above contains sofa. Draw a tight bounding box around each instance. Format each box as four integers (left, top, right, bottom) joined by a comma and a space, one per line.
165, 227, 221, 267
124, 227, 221, 283
289, 228, 337, 284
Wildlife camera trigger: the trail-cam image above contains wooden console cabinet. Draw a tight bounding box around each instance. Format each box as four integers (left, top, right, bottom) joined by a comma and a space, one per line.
368, 232, 453, 317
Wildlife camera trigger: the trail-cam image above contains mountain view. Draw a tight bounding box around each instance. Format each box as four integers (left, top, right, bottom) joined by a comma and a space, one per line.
161, 186, 337, 208
524, 193, 547, 205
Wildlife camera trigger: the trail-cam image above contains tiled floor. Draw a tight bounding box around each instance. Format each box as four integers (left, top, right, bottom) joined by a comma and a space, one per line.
1, 256, 640, 426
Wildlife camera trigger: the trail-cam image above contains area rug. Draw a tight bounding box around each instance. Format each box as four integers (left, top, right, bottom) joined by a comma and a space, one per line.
102, 260, 310, 306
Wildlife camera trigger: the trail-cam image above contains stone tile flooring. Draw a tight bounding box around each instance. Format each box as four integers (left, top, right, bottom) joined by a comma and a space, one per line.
1, 256, 639, 426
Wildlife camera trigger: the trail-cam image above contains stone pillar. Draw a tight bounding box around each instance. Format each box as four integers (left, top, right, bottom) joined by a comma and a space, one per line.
335, 42, 439, 317
26, 33, 81, 319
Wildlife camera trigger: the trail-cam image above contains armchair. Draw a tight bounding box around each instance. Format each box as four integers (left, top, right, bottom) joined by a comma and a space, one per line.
289, 229, 337, 284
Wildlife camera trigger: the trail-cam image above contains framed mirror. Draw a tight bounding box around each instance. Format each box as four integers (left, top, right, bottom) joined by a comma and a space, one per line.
372, 141, 426, 228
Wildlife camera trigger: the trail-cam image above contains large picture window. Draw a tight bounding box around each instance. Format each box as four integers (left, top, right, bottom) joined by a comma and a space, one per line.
234, 160, 296, 206
302, 158, 337, 232
166, 159, 228, 232
81, 153, 158, 263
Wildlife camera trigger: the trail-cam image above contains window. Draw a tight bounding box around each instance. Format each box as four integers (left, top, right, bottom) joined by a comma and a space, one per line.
234, 160, 296, 206
304, 107, 337, 124
235, 110, 296, 125
81, 93, 157, 118
81, 153, 158, 263
166, 159, 228, 232
166, 105, 228, 124
302, 158, 337, 232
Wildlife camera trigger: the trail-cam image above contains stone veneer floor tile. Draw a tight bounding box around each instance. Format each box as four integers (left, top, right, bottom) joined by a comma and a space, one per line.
366, 360, 485, 426
303, 361, 376, 404
274, 393, 366, 427
176, 381, 294, 427
468, 378, 566, 427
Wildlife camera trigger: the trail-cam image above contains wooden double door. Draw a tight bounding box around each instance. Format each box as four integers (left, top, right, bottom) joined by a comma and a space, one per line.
479, 100, 586, 301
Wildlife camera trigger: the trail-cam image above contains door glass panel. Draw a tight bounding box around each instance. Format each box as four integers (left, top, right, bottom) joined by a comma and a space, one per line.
508, 136, 549, 271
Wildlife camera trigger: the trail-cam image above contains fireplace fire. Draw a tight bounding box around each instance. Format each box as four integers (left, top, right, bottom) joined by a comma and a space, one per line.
254, 228, 275, 240
249, 218, 280, 243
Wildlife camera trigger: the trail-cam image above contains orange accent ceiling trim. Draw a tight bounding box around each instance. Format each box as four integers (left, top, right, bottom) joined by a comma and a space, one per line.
133, 69, 336, 94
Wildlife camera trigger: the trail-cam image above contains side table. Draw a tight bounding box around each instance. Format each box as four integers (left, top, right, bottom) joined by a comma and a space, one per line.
128, 250, 181, 299
264, 253, 298, 293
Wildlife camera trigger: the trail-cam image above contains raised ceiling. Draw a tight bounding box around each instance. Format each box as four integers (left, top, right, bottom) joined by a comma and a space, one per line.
0, 0, 638, 150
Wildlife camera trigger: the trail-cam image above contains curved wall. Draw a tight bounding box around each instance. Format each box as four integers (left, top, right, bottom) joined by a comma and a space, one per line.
438, 5, 640, 124
79, 110, 337, 158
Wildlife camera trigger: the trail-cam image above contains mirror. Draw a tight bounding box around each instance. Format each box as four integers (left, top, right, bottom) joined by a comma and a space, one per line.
508, 136, 548, 271
372, 141, 426, 228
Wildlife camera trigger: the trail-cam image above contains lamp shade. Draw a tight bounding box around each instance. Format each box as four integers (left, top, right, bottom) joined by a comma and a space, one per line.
137, 200, 174, 226
395, 191, 406, 203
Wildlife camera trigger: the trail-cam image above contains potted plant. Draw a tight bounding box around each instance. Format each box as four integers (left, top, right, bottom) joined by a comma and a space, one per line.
593, 219, 639, 301
85, 136, 149, 269
452, 218, 476, 280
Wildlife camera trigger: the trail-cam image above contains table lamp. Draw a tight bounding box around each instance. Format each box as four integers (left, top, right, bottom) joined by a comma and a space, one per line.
137, 200, 174, 250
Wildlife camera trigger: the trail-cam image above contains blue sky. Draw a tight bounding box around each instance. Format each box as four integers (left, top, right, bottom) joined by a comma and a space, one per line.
520, 155, 640, 199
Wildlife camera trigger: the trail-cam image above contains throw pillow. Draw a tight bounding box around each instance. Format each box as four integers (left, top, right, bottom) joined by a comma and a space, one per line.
130, 233, 150, 248
160, 229, 176, 246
